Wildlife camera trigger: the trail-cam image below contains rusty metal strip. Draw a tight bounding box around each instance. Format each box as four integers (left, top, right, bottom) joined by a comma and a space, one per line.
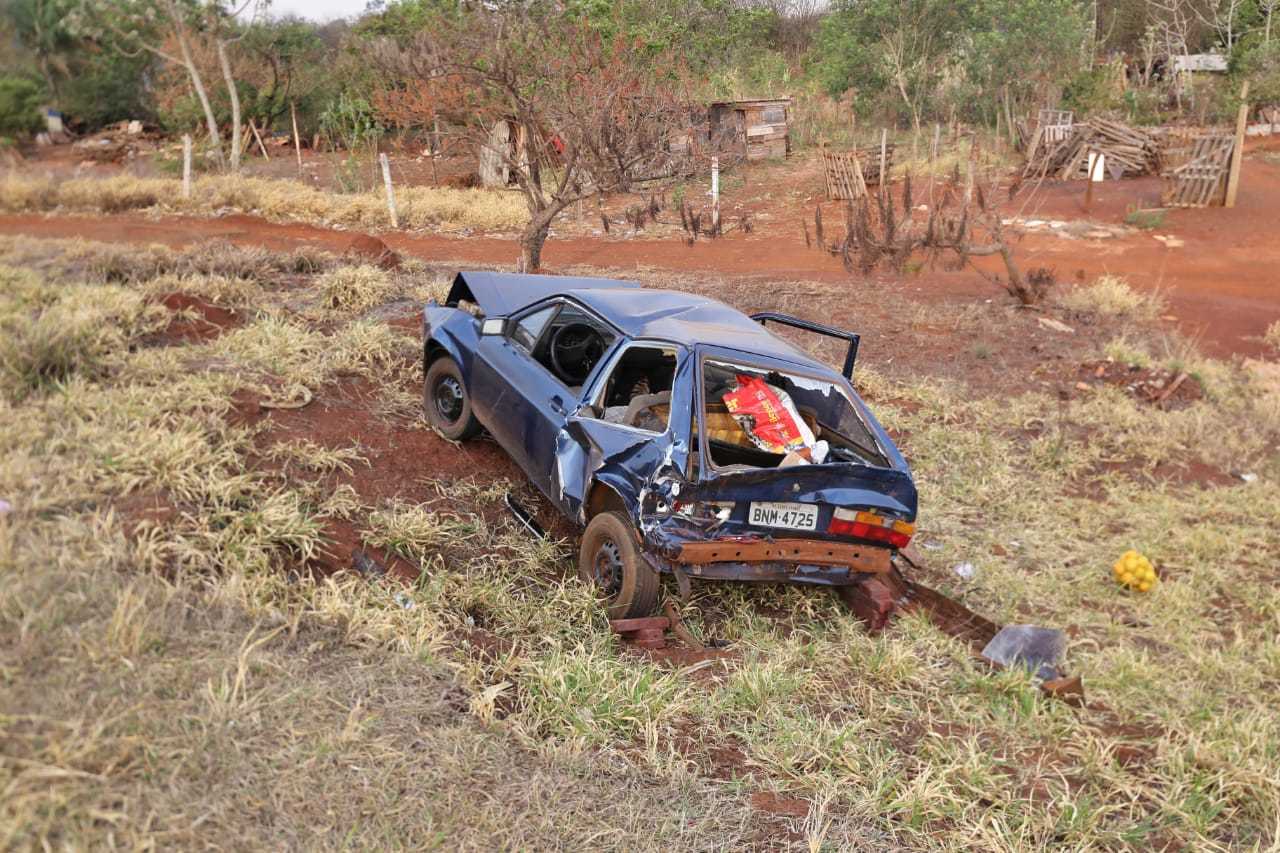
675, 539, 891, 573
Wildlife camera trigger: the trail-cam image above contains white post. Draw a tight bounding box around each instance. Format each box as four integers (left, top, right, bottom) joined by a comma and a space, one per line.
879, 128, 888, 194
379, 153, 399, 229
710, 156, 720, 232
182, 134, 193, 200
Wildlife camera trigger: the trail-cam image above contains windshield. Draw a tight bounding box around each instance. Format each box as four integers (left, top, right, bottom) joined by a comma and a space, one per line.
699, 358, 887, 471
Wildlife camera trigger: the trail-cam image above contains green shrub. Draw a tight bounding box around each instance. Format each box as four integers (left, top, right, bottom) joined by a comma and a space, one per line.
0, 76, 44, 138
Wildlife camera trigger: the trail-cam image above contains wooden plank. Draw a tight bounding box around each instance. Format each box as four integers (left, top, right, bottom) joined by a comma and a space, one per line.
1225, 81, 1249, 208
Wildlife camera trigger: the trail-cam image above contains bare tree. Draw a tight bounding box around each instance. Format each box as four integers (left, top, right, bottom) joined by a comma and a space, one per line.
816, 165, 1049, 306
372, 7, 695, 271
71, 0, 262, 171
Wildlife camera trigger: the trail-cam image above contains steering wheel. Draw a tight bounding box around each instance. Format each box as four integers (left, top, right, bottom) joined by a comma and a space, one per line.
549, 322, 606, 385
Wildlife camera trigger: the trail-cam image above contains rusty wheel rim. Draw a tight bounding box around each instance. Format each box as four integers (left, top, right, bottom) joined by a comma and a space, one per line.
593, 539, 623, 598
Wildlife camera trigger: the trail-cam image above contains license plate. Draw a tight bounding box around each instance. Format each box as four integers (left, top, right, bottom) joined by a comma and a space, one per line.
748, 502, 818, 531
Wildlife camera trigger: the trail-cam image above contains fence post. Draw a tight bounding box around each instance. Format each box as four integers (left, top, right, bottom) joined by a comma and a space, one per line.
182, 134, 192, 200
379, 153, 399, 228
1225, 81, 1249, 208
291, 101, 303, 175
879, 128, 888, 197
711, 156, 720, 232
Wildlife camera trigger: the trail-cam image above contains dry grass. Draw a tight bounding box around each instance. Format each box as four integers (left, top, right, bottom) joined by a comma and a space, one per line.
3, 235, 1279, 849
1265, 319, 1280, 352
0, 173, 529, 232
1058, 275, 1169, 323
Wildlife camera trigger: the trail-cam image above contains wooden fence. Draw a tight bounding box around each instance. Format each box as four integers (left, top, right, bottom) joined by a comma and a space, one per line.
820, 143, 895, 200
1159, 131, 1236, 207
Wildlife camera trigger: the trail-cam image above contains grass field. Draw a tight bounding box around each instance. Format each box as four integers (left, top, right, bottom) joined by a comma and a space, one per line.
2, 236, 1278, 849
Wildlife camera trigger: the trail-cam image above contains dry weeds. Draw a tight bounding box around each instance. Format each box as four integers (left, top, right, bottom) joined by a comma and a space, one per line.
0, 173, 529, 232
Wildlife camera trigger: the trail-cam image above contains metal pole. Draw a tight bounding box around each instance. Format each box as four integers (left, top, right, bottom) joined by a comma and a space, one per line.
182, 134, 192, 200
379, 153, 399, 229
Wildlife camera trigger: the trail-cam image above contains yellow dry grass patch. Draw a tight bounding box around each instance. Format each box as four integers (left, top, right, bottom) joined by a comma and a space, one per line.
1058, 274, 1168, 323
0, 173, 529, 232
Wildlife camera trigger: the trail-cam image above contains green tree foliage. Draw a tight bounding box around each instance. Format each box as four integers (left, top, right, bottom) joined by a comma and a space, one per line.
815, 0, 1088, 126
1237, 37, 1280, 104
0, 76, 45, 138
814, 0, 970, 129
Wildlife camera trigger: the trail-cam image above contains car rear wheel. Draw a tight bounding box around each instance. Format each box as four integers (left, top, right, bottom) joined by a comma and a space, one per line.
424, 356, 480, 441
578, 511, 659, 619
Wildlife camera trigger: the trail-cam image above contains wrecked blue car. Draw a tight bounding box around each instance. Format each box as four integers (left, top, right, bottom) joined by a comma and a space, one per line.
422, 271, 918, 624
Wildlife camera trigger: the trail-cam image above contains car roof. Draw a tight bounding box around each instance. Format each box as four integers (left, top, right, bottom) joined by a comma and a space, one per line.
449, 271, 828, 372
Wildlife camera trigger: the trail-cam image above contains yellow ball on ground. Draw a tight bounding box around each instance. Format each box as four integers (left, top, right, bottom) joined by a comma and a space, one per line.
1113, 550, 1157, 592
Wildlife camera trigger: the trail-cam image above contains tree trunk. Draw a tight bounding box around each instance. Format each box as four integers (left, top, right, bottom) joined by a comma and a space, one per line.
518, 212, 554, 273
166, 0, 223, 168
217, 39, 242, 175
998, 241, 1031, 304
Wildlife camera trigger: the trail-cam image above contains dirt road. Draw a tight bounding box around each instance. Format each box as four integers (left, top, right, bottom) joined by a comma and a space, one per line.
3, 150, 1278, 357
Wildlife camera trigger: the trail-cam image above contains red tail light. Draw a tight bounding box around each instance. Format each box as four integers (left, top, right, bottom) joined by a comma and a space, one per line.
829, 508, 914, 549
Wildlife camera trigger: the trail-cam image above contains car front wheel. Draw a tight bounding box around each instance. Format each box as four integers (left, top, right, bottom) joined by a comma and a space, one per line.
424, 356, 480, 441
578, 511, 659, 619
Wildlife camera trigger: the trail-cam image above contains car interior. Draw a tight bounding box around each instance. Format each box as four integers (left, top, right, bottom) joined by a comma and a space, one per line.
583, 345, 678, 432
511, 300, 618, 389
696, 360, 889, 471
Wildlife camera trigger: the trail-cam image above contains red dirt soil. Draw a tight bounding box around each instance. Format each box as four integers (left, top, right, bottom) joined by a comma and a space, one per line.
154, 292, 240, 343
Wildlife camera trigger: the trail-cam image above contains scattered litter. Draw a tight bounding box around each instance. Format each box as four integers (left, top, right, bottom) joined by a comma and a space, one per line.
952, 561, 976, 580
1075, 381, 1091, 391
982, 625, 1066, 681
1237, 472, 1258, 483
352, 549, 387, 577
921, 540, 944, 551
1152, 234, 1185, 248
393, 592, 416, 610
1113, 550, 1158, 592
0, 498, 10, 515
505, 492, 547, 538
1037, 317, 1076, 334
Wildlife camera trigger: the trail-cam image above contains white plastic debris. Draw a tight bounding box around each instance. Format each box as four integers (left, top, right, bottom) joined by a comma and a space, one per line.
1239, 472, 1258, 483
921, 540, 944, 551
0, 499, 10, 515
393, 592, 416, 611
953, 562, 976, 580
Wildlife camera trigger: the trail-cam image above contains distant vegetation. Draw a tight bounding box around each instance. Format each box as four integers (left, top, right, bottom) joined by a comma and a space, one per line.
2, 0, 1279, 151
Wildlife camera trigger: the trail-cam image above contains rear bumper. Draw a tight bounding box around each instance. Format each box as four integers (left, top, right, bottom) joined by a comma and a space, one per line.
673, 537, 891, 573
680, 561, 873, 587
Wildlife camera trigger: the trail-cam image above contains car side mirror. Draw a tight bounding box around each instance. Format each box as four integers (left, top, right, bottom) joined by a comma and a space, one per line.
481, 318, 505, 336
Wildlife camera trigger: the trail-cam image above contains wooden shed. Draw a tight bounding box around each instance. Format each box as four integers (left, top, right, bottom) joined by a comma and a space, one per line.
709, 98, 792, 161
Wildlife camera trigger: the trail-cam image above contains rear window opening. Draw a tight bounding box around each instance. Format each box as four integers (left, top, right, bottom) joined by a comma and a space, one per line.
698, 359, 888, 471
581, 345, 677, 433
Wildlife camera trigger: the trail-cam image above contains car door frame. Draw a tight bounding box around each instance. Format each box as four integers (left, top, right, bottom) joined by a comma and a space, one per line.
467, 296, 622, 496
553, 339, 694, 522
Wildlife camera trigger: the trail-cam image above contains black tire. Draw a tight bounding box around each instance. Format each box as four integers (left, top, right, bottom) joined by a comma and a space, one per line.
578, 511, 659, 619
424, 356, 480, 441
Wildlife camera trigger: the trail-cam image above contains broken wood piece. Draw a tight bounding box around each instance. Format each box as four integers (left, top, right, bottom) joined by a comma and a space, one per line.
248, 119, 270, 160
610, 616, 669, 649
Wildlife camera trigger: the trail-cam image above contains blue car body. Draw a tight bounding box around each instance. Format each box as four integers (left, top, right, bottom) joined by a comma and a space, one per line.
423, 271, 917, 593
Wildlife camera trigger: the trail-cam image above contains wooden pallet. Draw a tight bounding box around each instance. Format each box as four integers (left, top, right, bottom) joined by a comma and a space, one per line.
821, 148, 868, 200
1160, 133, 1235, 207
821, 143, 896, 200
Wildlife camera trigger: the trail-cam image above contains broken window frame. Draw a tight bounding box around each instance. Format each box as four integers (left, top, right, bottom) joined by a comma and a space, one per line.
503, 296, 621, 392
580, 340, 684, 436
693, 349, 889, 475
